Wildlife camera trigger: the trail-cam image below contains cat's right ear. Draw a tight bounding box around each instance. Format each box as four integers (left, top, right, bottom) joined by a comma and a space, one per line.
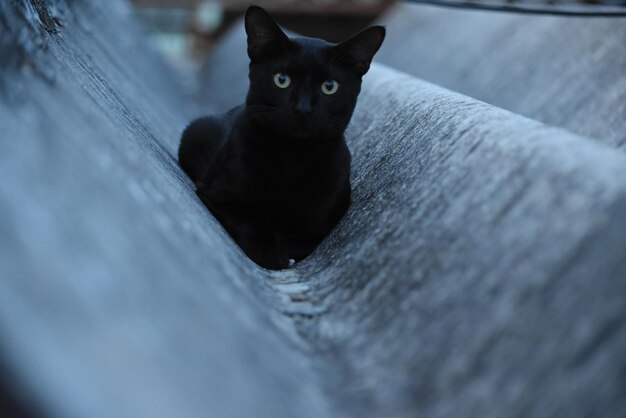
332, 26, 386, 76
245, 6, 289, 62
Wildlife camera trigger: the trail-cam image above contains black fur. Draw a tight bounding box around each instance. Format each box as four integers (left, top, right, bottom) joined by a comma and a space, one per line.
179, 6, 385, 269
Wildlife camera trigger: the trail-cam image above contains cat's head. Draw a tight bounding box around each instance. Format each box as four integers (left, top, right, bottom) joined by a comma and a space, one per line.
244, 5, 385, 140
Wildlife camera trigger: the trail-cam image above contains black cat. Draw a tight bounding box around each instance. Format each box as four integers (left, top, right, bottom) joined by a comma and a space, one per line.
178, 6, 385, 269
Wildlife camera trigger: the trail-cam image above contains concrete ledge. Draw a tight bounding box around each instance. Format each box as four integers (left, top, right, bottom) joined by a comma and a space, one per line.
302, 65, 626, 417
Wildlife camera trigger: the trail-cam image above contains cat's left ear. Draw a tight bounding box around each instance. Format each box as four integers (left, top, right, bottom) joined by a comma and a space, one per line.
245, 6, 290, 62
332, 26, 386, 76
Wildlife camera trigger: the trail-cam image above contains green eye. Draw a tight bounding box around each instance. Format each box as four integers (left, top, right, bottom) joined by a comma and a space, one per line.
321, 80, 339, 95
273, 72, 291, 88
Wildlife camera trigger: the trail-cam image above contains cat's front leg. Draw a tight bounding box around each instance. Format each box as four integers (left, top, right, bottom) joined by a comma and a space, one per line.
197, 192, 290, 269
232, 222, 290, 270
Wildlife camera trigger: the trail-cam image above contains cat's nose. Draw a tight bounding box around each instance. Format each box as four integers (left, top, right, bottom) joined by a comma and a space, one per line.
294, 96, 312, 116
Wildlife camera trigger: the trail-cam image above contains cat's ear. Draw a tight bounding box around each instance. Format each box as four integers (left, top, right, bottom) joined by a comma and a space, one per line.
245, 6, 289, 62
332, 26, 386, 76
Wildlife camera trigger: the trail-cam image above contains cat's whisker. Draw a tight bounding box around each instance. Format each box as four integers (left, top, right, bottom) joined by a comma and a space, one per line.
326, 118, 347, 132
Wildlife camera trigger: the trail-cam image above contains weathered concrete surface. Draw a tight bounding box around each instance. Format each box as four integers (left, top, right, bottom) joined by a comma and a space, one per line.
202, 22, 626, 417
375, 3, 626, 150
2, 2, 626, 418
0, 2, 329, 418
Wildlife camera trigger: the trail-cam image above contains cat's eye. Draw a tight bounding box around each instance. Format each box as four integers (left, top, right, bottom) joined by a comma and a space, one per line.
273, 72, 291, 88
321, 80, 339, 95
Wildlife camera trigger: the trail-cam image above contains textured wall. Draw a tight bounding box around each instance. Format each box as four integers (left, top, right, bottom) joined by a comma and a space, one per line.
375, 3, 626, 150
2, 1, 626, 418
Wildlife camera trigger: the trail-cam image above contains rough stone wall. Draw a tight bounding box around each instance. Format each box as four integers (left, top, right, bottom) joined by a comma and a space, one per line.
2, 2, 626, 418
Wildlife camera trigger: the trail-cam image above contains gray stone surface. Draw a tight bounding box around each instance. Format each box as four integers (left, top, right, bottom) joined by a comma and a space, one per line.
0, 2, 329, 418
375, 3, 626, 150
2, 2, 626, 418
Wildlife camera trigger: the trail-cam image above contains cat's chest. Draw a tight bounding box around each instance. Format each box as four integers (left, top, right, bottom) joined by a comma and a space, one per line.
218, 131, 344, 206
264, 153, 319, 190
242, 145, 330, 201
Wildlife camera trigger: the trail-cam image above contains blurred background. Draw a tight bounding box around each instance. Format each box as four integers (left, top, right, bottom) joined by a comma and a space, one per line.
128, 0, 626, 103
130, 0, 626, 69
131, 0, 393, 65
